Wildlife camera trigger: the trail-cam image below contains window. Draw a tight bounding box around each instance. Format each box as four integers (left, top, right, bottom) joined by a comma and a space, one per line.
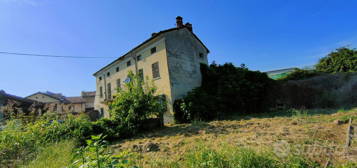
116, 67, 119, 72
107, 83, 112, 99
137, 55, 142, 61
99, 77, 102, 81
138, 69, 144, 81
99, 86, 103, 98
127, 60, 131, 67
152, 62, 160, 79
199, 53, 204, 59
116, 79, 121, 89
151, 47, 157, 54
107, 72, 110, 77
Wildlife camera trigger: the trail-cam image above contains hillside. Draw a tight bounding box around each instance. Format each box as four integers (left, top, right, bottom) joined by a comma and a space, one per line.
111, 108, 357, 167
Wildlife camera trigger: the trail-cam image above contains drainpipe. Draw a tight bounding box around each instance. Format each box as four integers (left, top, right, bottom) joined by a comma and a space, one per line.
133, 53, 138, 74
103, 74, 107, 100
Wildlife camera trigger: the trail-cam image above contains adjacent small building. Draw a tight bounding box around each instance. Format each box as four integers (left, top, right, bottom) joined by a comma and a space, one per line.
0, 90, 35, 121
93, 16, 210, 123
25, 91, 95, 115
26, 91, 68, 103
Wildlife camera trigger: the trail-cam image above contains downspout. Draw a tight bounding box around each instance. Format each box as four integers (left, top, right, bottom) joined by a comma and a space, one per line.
133, 52, 138, 74
103, 74, 107, 100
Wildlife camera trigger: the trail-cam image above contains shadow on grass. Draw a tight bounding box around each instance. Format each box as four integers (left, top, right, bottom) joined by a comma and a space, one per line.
226, 107, 355, 121
117, 107, 356, 143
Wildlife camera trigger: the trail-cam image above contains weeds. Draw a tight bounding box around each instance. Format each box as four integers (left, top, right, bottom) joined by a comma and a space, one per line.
69, 134, 137, 168
24, 140, 76, 168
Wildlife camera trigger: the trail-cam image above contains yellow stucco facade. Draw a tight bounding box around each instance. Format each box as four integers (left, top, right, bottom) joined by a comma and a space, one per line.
93, 20, 209, 123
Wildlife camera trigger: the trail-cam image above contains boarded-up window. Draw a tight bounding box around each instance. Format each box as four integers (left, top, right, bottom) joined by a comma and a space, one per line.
99, 86, 103, 98
152, 62, 160, 79
138, 69, 144, 81
107, 83, 111, 99
116, 79, 121, 89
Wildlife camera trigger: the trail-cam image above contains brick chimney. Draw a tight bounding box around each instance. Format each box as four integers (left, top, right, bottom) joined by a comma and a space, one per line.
185, 22, 193, 32
176, 16, 183, 28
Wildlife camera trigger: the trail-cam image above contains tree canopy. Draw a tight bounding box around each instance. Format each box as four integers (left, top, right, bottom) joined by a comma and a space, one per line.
316, 47, 357, 73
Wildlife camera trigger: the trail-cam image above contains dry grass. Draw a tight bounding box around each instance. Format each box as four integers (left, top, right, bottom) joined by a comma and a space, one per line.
111, 108, 357, 167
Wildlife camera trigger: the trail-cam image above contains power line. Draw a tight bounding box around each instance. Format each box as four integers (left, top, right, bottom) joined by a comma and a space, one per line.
0, 51, 116, 59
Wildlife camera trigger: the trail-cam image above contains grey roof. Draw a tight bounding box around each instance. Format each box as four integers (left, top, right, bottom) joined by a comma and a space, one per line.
26, 91, 69, 103
0, 90, 34, 103
66, 97, 85, 103
93, 26, 209, 76
81, 91, 95, 97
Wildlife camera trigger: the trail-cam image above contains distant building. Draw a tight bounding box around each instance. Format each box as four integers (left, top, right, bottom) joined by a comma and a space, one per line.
0, 90, 34, 121
93, 16, 209, 123
26, 91, 68, 103
26, 91, 95, 114
265, 68, 297, 80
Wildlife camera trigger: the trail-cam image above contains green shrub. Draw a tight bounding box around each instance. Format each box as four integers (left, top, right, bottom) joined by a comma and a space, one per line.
279, 69, 321, 81
174, 63, 276, 123
69, 134, 137, 168
91, 118, 121, 140
0, 115, 93, 166
109, 71, 166, 135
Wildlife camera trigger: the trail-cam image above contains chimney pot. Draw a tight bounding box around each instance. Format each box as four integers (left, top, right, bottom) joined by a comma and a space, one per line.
176, 16, 183, 28
185, 22, 193, 32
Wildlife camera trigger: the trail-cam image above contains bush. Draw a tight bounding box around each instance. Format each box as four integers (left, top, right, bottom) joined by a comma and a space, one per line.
316, 47, 357, 73
279, 69, 321, 81
69, 134, 137, 168
174, 63, 276, 123
91, 118, 121, 141
109, 71, 166, 135
0, 115, 92, 166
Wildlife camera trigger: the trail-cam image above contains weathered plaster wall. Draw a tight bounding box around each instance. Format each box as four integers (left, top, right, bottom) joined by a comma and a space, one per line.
94, 37, 172, 119
93, 28, 208, 123
165, 28, 209, 102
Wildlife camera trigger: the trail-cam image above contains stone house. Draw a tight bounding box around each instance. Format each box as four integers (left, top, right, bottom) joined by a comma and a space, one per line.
0, 90, 35, 121
26, 91, 95, 115
93, 16, 209, 123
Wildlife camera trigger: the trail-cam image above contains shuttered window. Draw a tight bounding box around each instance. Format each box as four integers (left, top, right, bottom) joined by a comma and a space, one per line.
152, 62, 160, 79
138, 69, 144, 81
107, 83, 111, 99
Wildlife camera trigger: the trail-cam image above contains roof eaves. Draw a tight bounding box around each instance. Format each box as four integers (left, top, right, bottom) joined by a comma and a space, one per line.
93, 28, 180, 76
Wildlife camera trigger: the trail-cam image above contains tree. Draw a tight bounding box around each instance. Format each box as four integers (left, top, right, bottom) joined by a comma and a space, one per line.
108, 71, 166, 134
174, 63, 275, 123
316, 47, 357, 73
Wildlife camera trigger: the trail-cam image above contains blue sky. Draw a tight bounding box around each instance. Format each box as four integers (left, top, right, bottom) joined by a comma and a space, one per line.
1, 0, 357, 97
